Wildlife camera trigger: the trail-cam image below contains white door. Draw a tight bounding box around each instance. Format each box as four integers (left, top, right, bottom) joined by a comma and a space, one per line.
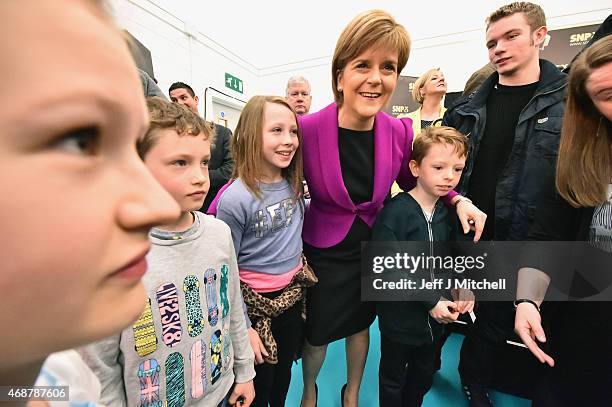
211, 98, 243, 133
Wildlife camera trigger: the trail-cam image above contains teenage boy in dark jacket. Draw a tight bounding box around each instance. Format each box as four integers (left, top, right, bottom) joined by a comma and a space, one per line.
373, 127, 475, 407
442, 3, 567, 405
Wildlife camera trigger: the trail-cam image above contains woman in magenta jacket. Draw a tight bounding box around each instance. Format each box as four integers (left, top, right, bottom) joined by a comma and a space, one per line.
298, 10, 486, 407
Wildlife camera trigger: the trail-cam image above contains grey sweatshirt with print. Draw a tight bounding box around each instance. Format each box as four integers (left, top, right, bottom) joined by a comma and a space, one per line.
80, 212, 255, 406
216, 178, 303, 274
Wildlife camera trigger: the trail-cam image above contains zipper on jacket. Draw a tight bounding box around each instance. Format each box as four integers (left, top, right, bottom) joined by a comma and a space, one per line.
421, 205, 436, 342
421, 206, 436, 281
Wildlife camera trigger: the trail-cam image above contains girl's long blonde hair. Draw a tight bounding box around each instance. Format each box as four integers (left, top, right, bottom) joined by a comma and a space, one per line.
231, 95, 303, 199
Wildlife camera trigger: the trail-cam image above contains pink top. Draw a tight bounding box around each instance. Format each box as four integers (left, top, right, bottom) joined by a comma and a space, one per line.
239, 259, 302, 293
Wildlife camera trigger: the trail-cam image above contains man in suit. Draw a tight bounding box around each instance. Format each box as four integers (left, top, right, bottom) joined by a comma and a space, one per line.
285, 76, 312, 115
169, 82, 234, 212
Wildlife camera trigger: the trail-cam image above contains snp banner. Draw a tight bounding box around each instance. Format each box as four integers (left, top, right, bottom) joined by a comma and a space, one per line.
540, 24, 600, 69
383, 75, 419, 118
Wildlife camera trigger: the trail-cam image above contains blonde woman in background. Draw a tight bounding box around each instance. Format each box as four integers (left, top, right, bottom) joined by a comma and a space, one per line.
392, 68, 448, 197
400, 68, 448, 135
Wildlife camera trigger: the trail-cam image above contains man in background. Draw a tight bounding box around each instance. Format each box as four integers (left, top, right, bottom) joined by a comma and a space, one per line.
285, 75, 312, 115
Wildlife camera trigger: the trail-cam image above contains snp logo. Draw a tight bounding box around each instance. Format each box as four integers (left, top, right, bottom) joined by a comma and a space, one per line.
570, 32, 595, 46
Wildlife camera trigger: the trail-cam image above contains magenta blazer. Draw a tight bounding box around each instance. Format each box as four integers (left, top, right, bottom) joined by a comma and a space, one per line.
299, 102, 456, 248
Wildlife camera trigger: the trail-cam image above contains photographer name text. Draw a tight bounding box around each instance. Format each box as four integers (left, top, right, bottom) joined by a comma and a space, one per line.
372, 278, 506, 290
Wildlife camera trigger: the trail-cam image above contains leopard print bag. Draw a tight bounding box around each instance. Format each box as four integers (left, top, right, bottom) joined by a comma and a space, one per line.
241, 255, 317, 364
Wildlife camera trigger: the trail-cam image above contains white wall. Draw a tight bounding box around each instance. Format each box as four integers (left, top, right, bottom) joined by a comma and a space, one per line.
109, 0, 256, 121
258, 60, 335, 113
258, 7, 611, 110
110, 0, 611, 115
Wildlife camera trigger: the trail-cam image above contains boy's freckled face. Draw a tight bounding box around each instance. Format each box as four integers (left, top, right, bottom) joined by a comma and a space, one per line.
410, 143, 466, 197
0, 0, 180, 368
144, 129, 212, 214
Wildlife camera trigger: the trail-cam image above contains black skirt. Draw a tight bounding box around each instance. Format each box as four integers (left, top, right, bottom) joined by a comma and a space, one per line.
303, 217, 376, 346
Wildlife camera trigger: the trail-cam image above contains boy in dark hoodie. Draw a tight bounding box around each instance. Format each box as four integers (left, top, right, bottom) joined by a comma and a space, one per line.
373, 126, 475, 407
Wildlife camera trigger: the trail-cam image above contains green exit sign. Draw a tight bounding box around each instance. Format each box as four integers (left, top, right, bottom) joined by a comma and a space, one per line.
225, 73, 243, 94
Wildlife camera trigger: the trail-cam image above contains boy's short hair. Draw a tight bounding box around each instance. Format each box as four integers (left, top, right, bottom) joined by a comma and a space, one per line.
486, 2, 546, 32
168, 81, 196, 97
138, 97, 214, 159
412, 126, 468, 165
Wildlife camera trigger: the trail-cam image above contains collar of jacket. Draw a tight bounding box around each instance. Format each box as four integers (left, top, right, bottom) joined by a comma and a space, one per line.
456, 59, 567, 113
401, 193, 447, 223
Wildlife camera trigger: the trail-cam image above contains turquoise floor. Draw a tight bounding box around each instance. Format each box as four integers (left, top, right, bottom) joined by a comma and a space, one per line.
285, 321, 531, 406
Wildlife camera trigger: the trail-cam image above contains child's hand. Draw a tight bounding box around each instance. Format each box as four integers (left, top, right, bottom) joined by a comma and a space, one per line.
229, 380, 255, 406
248, 327, 268, 365
451, 288, 475, 314
429, 300, 459, 324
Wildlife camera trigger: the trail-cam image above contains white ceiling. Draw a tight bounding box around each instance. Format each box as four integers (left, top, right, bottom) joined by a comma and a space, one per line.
146, 0, 611, 71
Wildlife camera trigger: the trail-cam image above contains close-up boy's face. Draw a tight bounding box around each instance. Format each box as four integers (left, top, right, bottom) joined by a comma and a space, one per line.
409, 143, 466, 197
0, 0, 180, 369
144, 129, 212, 214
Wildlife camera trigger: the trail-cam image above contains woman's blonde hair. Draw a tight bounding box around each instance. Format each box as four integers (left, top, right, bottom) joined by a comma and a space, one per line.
331, 10, 411, 105
231, 96, 303, 199
556, 35, 612, 208
412, 68, 444, 104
